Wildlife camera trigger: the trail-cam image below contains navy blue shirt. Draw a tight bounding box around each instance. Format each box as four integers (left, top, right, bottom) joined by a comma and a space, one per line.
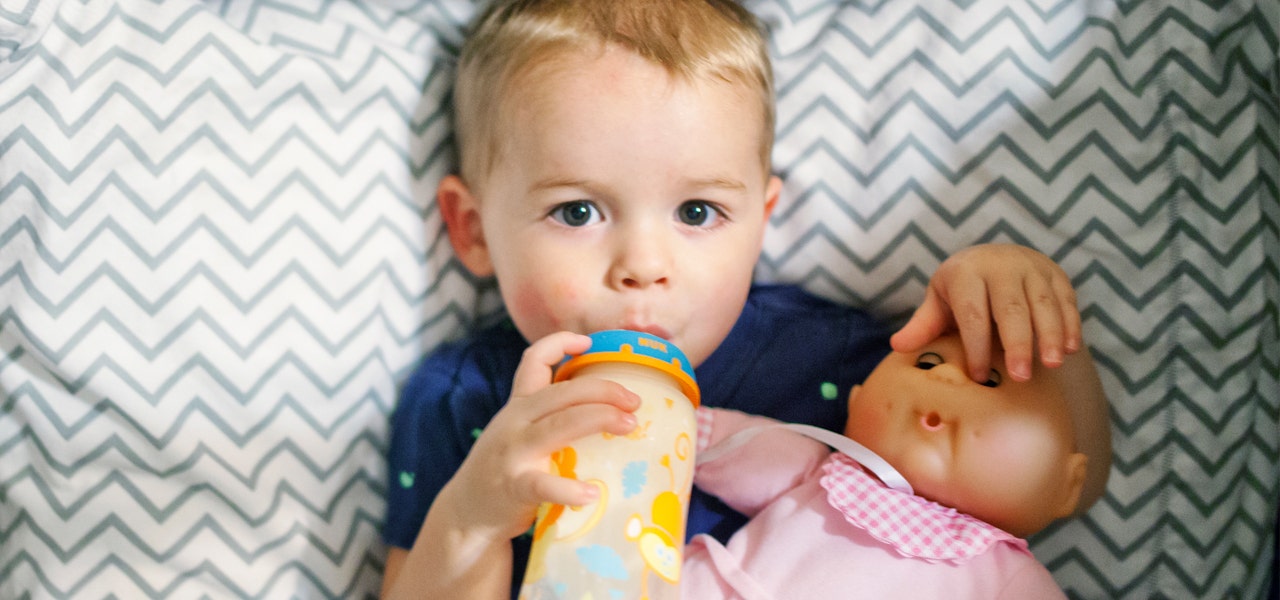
383, 284, 889, 595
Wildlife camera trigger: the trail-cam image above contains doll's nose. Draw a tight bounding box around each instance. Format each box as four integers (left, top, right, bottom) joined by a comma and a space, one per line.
926, 360, 970, 385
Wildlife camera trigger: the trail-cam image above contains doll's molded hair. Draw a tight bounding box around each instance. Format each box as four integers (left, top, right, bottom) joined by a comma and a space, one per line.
452, 0, 775, 186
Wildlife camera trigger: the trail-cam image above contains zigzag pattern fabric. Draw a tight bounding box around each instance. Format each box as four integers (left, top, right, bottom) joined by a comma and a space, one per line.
1, 0, 472, 597
0, 0, 1275, 599
751, 2, 1279, 599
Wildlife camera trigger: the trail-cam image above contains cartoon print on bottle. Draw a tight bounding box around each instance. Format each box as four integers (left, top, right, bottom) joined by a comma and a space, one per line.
625, 432, 692, 597
524, 446, 610, 586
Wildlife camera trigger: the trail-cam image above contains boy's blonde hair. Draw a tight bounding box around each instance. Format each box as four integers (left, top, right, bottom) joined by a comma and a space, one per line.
454, 0, 775, 185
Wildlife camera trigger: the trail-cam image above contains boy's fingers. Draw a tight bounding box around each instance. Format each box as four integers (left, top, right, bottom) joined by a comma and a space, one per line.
1026, 275, 1066, 368
511, 332, 593, 398
889, 289, 951, 352
957, 322, 993, 383
1053, 276, 1083, 354
942, 278, 996, 382
526, 398, 639, 454
523, 473, 602, 509
987, 277, 1034, 382
535, 377, 641, 414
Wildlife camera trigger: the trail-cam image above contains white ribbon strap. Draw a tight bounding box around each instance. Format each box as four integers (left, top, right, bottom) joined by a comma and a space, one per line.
697, 423, 913, 495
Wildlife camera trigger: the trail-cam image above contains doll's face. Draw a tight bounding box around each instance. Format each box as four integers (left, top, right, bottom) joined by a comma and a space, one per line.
846, 335, 1087, 537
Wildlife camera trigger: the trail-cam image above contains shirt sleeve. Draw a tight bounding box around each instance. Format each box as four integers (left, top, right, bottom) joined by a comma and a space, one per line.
686, 285, 890, 542
381, 337, 515, 549
694, 407, 830, 518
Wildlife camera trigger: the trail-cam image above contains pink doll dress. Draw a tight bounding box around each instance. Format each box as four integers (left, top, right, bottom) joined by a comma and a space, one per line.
681, 408, 1067, 600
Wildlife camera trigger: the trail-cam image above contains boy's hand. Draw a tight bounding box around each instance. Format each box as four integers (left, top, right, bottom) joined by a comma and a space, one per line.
439, 331, 641, 541
890, 244, 1081, 383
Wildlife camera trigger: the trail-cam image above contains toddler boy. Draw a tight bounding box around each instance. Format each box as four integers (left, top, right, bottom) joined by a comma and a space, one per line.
381, 1, 1080, 597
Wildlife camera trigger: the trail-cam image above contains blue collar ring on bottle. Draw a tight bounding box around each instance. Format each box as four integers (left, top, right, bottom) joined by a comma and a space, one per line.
553, 329, 700, 407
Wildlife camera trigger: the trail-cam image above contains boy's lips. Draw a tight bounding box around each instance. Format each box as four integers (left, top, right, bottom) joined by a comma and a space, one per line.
620, 323, 671, 340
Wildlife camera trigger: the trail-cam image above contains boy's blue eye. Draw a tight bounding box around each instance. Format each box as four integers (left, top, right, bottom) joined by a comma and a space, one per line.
551, 201, 600, 227
677, 201, 720, 226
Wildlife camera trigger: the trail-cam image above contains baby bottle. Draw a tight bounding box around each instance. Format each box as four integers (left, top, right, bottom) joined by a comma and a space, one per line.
519, 330, 699, 600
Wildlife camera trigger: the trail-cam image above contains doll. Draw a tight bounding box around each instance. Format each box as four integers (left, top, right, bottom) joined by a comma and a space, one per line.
681, 333, 1112, 599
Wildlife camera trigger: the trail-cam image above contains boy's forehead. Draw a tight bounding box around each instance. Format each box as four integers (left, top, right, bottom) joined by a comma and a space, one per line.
486, 46, 771, 178
453, 0, 777, 186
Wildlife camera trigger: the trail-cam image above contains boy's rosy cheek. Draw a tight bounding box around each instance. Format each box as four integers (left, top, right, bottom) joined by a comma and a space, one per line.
509, 285, 554, 325
550, 281, 584, 305
509, 282, 579, 331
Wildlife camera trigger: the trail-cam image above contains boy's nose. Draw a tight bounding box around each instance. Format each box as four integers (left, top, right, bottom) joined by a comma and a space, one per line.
621, 271, 669, 288
611, 229, 671, 289
615, 255, 670, 289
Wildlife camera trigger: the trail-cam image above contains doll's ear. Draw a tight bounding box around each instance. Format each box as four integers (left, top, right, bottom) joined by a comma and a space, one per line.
437, 175, 493, 277
1055, 453, 1089, 519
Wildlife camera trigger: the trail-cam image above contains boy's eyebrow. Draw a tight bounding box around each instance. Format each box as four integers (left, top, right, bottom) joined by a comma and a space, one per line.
529, 177, 591, 193
686, 176, 748, 192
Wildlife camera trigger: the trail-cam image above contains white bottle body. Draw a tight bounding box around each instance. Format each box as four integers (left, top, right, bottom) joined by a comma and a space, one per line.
520, 361, 696, 600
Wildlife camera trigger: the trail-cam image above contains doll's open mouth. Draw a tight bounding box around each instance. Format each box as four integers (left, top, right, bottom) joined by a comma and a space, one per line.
922, 412, 943, 430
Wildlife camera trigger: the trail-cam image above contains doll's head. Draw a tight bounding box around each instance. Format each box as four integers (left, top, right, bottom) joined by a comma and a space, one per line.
846, 333, 1111, 537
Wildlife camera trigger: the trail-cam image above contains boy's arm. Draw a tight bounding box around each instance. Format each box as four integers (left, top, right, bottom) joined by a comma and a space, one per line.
695, 407, 830, 517
891, 243, 1082, 383
384, 478, 516, 599
382, 332, 641, 599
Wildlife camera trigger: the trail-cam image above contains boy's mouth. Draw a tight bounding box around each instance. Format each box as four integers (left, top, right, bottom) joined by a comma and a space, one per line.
620, 323, 671, 341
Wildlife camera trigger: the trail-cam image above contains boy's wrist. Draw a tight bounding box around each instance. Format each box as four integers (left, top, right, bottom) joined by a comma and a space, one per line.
406, 482, 515, 599
428, 479, 512, 547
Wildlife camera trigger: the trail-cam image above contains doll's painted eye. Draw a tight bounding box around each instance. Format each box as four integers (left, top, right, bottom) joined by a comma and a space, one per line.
914, 352, 943, 370
981, 370, 1002, 388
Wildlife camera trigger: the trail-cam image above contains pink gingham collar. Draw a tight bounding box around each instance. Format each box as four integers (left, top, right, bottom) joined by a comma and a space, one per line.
819, 453, 1029, 563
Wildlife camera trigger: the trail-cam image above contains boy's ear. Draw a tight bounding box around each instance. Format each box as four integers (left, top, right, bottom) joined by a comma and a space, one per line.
437, 175, 494, 277
763, 175, 782, 221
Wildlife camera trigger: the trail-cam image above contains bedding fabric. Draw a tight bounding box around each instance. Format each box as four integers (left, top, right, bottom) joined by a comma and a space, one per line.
0, 0, 1276, 598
